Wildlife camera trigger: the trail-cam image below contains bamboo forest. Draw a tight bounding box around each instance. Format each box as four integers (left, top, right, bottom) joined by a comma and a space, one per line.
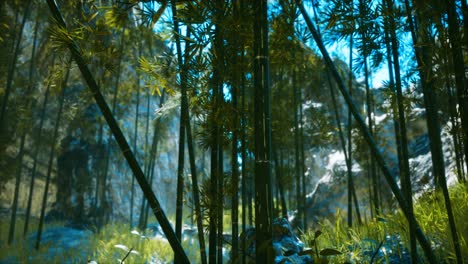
1, 0, 467, 263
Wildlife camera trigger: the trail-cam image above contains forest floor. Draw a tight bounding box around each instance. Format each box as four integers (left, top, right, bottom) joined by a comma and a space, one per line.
0, 182, 467, 263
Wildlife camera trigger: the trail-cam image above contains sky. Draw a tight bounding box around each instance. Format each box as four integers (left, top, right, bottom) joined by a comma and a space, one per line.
147, 1, 394, 90
325, 41, 390, 89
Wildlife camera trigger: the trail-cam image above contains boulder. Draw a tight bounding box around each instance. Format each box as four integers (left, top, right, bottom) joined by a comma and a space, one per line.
236, 218, 313, 264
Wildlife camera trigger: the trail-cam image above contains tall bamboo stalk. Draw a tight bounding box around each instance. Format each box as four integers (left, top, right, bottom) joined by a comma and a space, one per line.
45, 1, 189, 261
297, 2, 436, 261
253, 0, 274, 262
36, 59, 70, 249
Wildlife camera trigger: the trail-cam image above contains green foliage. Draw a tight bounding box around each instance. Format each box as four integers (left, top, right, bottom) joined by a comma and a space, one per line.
0, 219, 203, 263
301, 183, 468, 263
138, 56, 175, 96
411, 183, 468, 262
90, 222, 202, 263
48, 19, 84, 54
90, 223, 173, 263
103, 5, 130, 29
0, 219, 85, 263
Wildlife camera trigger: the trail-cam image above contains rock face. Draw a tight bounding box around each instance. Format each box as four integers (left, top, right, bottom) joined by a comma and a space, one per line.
237, 218, 313, 264
295, 106, 461, 228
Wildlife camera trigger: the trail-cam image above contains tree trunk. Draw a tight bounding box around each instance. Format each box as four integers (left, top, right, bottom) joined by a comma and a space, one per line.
274, 149, 288, 218
383, 0, 417, 259
138, 76, 152, 229
299, 87, 307, 230
446, 0, 468, 177
407, 0, 462, 261
171, 3, 190, 262
36, 59, 70, 249
8, 119, 28, 244
346, 34, 362, 226
22, 18, 41, 236
240, 50, 248, 264
217, 137, 224, 264
0, 0, 32, 126
293, 69, 302, 230
8, 13, 40, 243
45, 1, 190, 261
130, 57, 140, 228
172, 0, 195, 263
363, 57, 380, 217
231, 2, 241, 259
185, 91, 208, 264
142, 92, 166, 230
297, 2, 436, 262
326, 70, 361, 228
253, 0, 274, 262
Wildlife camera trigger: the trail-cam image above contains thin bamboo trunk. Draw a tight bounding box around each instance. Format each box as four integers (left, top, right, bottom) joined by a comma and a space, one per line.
274, 149, 288, 218
171, 2, 188, 262
363, 57, 379, 216
8, 120, 28, 244
446, 0, 468, 176
240, 54, 247, 264
36, 59, 70, 249
185, 94, 208, 264
0, 0, 32, 125
142, 92, 166, 229
209, 1, 225, 262
138, 78, 152, 229
22, 18, 41, 236
384, 0, 416, 259
130, 59, 141, 228
217, 139, 224, 264
231, 9, 240, 260
382, 3, 416, 259
299, 87, 306, 230
406, 1, 462, 261
8, 13, 40, 243
99, 24, 127, 228
253, 0, 273, 262
347, 34, 361, 226
326, 71, 359, 228
24, 83, 51, 234
293, 70, 302, 230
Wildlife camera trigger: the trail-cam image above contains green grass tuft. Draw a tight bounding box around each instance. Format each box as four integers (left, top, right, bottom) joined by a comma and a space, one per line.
301, 182, 468, 263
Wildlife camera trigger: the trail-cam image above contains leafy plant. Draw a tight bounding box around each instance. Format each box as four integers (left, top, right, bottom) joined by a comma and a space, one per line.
300, 183, 468, 263
304, 229, 343, 263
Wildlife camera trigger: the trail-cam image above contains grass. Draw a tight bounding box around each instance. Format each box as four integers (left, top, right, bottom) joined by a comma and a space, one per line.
0, 218, 87, 263
89, 223, 175, 263
1, 184, 466, 263
300, 182, 468, 263
0, 217, 203, 263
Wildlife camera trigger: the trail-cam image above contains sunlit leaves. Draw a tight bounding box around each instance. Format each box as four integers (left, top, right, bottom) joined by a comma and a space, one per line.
103, 5, 129, 28
138, 56, 175, 96
139, 1, 168, 29
48, 20, 84, 53
0, 23, 10, 43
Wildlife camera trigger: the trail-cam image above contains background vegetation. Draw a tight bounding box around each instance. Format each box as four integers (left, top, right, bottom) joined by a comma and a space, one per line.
0, 0, 466, 263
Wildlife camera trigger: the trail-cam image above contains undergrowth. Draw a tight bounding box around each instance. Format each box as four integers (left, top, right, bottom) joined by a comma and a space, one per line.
301, 182, 468, 263
1, 184, 466, 263
0, 218, 201, 263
